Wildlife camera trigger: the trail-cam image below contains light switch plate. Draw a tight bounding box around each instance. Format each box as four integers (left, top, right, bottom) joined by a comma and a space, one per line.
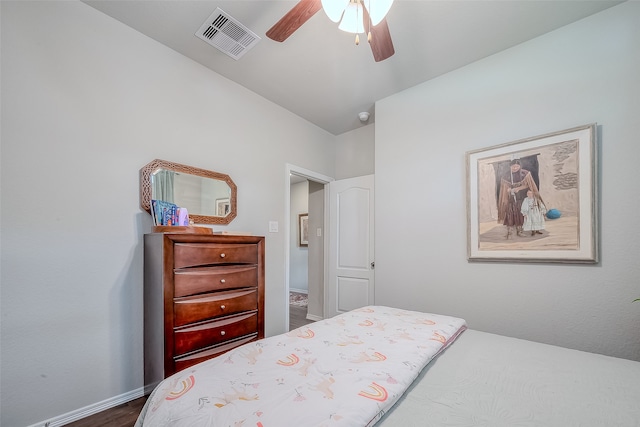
269, 221, 278, 233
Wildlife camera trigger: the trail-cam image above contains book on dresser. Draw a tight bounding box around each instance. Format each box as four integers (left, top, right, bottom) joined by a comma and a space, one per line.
143, 232, 265, 392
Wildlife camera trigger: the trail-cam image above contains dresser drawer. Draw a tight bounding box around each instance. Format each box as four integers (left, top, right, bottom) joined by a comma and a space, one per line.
174, 289, 257, 327
174, 334, 258, 372
174, 243, 258, 269
174, 266, 258, 297
174, 312, 258, 356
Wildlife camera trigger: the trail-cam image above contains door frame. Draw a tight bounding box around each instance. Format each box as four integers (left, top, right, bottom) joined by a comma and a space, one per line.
284, 164, 333, 331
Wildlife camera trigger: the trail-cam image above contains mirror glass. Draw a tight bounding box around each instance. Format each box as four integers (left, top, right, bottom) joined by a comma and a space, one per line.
140, 159, 237, 225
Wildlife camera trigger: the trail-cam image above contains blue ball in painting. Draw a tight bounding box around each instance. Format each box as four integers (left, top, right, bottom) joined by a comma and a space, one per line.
546, 209, 561, 219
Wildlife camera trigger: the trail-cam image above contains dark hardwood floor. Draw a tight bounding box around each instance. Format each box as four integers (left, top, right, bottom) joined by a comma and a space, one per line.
289, 304, 315, 330
65, 396, 147, 427
67, 304, 315, 426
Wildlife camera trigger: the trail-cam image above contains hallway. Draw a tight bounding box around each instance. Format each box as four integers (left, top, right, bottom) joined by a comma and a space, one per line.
289, 291, 315, 330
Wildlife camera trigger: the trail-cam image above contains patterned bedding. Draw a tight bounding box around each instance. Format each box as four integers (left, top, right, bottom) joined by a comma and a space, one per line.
135, 306, 467, 427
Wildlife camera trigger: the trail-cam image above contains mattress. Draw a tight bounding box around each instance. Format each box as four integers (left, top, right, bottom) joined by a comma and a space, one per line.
377, 329, 640, 426
136, 307, 640, 427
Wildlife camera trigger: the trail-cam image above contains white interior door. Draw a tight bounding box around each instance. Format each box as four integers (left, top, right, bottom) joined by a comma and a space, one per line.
327, 174, 374, 318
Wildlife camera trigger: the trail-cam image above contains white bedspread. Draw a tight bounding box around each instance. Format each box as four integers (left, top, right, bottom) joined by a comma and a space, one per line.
136, 306, 466, 427
377, 329, 640, 427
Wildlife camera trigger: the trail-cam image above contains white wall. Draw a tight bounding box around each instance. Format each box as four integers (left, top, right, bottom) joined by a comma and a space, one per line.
289, 181, 309, 293
335, 123, 375, 179
0, 2, 336, 426
375, 2, 640, 362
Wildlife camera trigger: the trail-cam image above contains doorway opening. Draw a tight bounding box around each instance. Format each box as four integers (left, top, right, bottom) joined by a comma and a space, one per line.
285, 164, 333, 331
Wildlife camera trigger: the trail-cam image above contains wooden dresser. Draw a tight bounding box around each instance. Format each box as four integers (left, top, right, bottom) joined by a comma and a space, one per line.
143, 233, 265, 390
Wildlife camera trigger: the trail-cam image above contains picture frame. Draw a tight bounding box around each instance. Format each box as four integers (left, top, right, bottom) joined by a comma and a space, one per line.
466, 124, 598, 263
216, 198, 230, 217
298, 213, 309, 247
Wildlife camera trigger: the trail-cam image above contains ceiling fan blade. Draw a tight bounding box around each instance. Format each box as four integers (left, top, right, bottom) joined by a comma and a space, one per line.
363, 7, 395, 62
266, 0, 323, 42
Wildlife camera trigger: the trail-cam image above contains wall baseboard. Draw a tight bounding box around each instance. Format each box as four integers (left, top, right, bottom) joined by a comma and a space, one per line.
289, 288, 308, 294
29, 387, 145, 427
306, 313, 323, 322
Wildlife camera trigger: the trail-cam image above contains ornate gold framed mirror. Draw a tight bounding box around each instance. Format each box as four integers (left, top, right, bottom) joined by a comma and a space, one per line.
140, 159, 237, 225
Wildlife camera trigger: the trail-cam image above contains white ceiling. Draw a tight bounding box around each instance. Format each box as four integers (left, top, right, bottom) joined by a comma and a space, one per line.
83, 0, 622, 135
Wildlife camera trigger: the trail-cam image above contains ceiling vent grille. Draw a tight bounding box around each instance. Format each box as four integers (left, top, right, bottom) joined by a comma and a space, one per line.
195, 8, 260, 60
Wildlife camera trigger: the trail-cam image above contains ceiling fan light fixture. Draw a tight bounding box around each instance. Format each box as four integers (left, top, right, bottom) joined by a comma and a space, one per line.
338, 2, 365, 34
363, 0, 394, 26
267, 0, 395, 62
321, 0, 351, 22
324, 0, 395, 30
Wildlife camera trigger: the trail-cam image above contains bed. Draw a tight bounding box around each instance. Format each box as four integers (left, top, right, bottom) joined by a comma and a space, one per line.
136, 306, 640, 426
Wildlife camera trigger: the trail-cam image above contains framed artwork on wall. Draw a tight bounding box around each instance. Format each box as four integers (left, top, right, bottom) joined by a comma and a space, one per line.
466, 123, 598, 263
299, 213, 309, 247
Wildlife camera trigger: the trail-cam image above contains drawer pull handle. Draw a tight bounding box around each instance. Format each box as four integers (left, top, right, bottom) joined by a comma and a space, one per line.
220, 305, 226, 310
220, 279, 226, 284
220, 253, 226, 258
220, 330, 226, 336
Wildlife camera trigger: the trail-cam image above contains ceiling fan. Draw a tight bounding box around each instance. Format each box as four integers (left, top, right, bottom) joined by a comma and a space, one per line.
266, 0, 395, 62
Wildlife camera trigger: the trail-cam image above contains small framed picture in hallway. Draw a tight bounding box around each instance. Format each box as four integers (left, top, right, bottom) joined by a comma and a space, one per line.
466, 124, 598, 263
299, 213, 309, 247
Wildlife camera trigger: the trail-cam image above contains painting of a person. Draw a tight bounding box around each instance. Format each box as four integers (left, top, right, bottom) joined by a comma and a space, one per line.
521, 190, 547, 235
497, 159, 541, 238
